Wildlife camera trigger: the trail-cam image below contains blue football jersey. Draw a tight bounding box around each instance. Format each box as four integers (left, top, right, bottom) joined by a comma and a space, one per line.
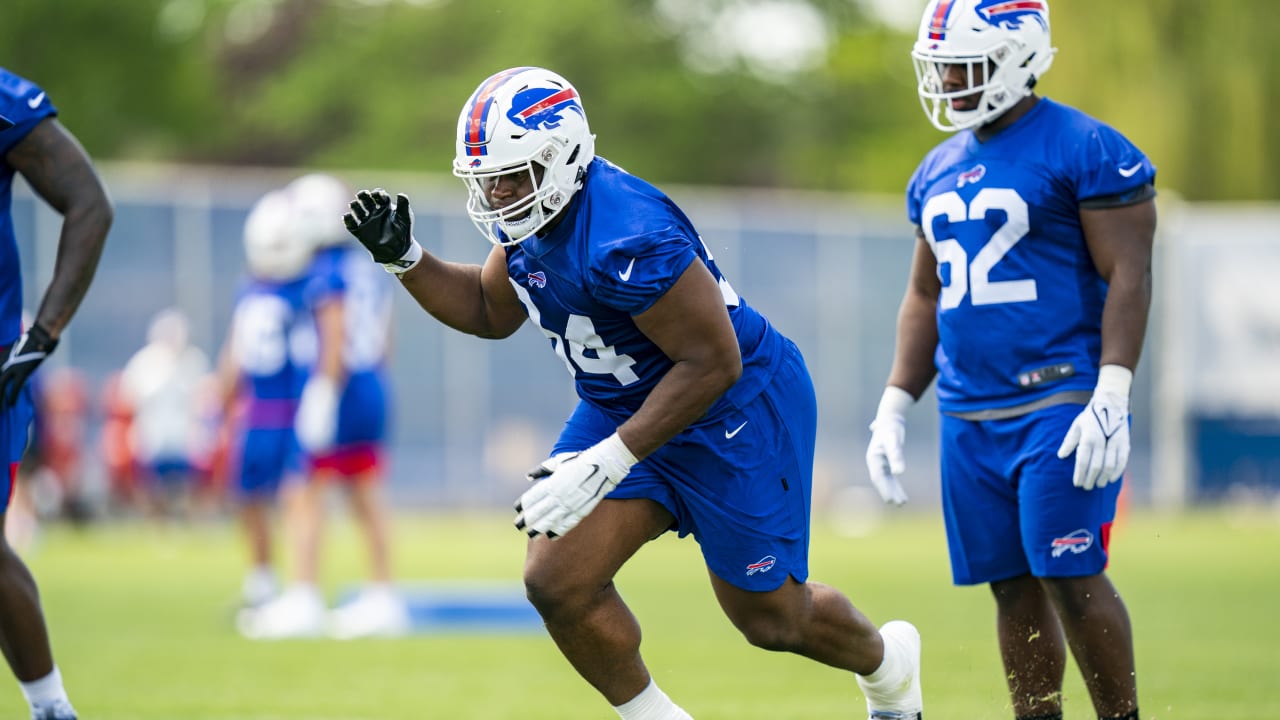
305, 244, 392, 373
230, 277, 315, 423
505, 157, 784, 419
0, 68, 57, 345
906, 98, 1156, 413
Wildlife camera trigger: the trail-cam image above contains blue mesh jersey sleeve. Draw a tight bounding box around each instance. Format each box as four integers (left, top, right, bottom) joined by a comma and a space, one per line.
587, 227, 698, 315
1069, 122, 1157, 202
0, 69, 57, 156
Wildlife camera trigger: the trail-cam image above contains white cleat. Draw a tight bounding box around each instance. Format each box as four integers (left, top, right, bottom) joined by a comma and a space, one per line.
857, 620, 923, 720
328, 586, 411, 640
240, 569, 279, 609
237, 585, 326, 640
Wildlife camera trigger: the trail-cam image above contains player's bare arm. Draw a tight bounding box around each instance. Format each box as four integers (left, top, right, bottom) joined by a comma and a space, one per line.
886, 229, 942, 399
1081, 196, 1157, 370
398, 244, 526, 339
312, 298, 346, 381
624, 260, 743, 460
5, 117, 112, 337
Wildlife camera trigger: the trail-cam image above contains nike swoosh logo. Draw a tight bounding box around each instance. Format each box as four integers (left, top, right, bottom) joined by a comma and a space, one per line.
27, 92, 45, 110
1118, 162, 1143, 178
618, 258, 635, 282
725, 421, 748, 439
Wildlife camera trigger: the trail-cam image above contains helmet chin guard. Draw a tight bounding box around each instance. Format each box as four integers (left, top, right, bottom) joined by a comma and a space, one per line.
452, 67, 596, 246
912, 0, 1056, 132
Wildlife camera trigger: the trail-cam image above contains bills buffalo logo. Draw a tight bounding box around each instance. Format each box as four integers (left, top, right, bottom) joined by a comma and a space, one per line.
745, 555, 776, 576
507, 87, 584, 132
1050, 529, 1094, 558
527, 271, 547, 289
956, 164, 987, 188
976, 0, 1049, 31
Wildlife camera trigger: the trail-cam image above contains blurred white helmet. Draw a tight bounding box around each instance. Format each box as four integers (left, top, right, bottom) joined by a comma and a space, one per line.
287, 173, 351, 249
243, 190, 311, 281
451, 67, 596, 246
912, 0, 1056, 131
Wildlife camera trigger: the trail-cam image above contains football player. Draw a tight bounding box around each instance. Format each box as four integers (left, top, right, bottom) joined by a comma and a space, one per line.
278, 172, 407, 639
345, 67, 923, 720
0, 67, 113, 720
213, 190, 324, 638
864, 2, 1155, 719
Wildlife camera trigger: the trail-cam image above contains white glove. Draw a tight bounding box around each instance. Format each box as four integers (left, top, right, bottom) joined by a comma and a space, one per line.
865, 386, 915, 506
296, 376, 339, 452
1057, 364, 1132, 491
514, 432, 638, 539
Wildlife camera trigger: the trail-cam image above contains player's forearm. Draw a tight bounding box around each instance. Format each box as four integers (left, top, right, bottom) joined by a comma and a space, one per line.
35, 196, 112, 336
397, 257, 521, 339
886, 290, 938, 399
619, 357, 741, 460
1098, 264, 1152, 372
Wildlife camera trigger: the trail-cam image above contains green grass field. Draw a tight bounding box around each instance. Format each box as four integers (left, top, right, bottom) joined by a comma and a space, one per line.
5, 507, 1278, 719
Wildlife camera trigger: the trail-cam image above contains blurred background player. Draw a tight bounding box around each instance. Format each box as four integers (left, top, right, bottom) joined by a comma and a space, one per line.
864, 2, 1155, 719
0, 67, 112, 720
213, 190, 319, 633
117, 307, 212, 521
248, 172, 407, 640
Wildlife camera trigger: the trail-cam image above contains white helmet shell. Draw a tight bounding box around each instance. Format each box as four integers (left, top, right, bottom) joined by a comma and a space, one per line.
912, 0, 1056, 131
451, 67, 596, 246
286, 173, 352, 250
243, 190, 311, 281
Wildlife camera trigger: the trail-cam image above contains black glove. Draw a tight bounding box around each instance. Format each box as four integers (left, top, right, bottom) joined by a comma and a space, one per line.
343, 188, 420, 272
0, 324, 57, 408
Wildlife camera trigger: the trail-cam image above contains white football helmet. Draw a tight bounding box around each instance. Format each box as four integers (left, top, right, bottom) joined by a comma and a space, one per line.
912, 0, 1057, 131
451, 67, 596, 246
286, 173, 352, 250
243, 190, 311, 281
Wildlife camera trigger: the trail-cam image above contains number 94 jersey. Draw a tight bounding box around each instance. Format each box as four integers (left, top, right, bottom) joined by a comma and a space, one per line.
906, 98, 1155, 414
505, 157, 783, 419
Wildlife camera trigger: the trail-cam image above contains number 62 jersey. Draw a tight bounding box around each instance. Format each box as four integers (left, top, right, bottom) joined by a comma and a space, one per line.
906, 98, 1155, 414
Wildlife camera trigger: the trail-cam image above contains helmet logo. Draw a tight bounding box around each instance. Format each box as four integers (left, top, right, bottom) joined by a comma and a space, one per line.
975, 0, 1048, 31
507, 87, 584, 132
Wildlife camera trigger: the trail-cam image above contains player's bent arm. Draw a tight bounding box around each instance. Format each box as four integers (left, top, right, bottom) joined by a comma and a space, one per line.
885, 231, 941, 399
1081, 197, 1156, 370
6, 118, 113, 337
397, 245, 527, 339
212, 323, 243, 418
624, 260, 742, 460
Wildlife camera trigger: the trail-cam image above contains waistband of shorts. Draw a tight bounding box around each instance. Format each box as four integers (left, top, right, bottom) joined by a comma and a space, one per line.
943, 390, 1093, 421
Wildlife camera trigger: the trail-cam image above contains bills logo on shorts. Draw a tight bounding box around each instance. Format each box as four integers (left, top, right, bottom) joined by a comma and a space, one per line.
527, 271, 547, 288
745, 555, 776, 576
1050, 528, 1094, 558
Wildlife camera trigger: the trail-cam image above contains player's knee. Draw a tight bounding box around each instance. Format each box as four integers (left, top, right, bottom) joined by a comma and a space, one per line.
522, 566, 590, 620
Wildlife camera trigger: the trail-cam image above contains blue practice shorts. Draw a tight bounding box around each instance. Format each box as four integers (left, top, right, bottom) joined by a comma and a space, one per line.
333, 370, 387, 447
553, 339, 817, 592
940, 403, 1121, 585
233, 427, 301, 500
0, 381, 34, 513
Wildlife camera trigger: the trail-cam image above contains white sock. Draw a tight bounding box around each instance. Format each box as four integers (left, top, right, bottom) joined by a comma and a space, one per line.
857, 630, 910, 694
613, 678, 693, 719
21, 665, 72, 709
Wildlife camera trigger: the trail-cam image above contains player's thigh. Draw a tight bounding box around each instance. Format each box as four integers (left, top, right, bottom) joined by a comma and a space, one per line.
940, 413, 1028, 585
1018, 405, 1120, 578
523, 497, 672, 597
